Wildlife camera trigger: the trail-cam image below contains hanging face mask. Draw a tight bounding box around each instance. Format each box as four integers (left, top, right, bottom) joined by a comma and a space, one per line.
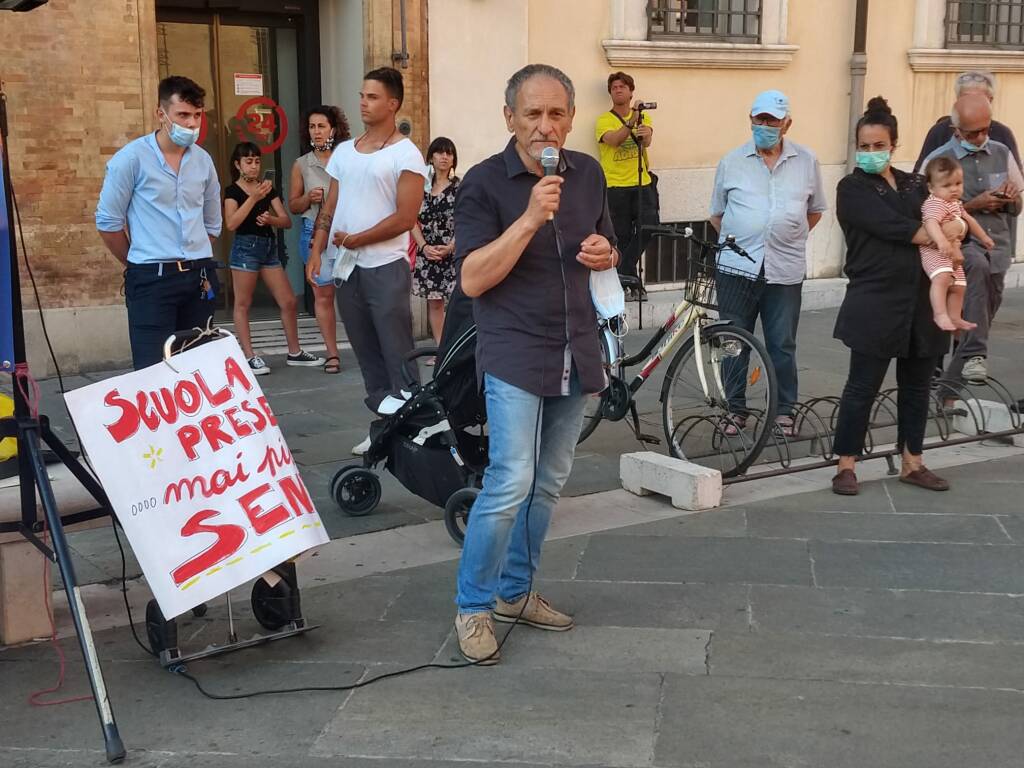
311, 137, 335, 152
855, 150, 891, 175
161, 111, 200, 148
751, 124, 782, 150
960, 138, 989, 153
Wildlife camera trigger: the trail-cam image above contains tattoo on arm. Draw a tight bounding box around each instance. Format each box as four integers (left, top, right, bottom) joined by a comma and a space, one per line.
314, 210, 332, 232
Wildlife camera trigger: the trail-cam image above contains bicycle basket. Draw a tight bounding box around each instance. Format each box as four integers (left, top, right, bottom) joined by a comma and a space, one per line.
683, 255, 764, 314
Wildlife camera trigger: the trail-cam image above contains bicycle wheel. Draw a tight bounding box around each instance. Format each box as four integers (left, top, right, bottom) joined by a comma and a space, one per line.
577, 323, 617, 445
661, 324, 778, 477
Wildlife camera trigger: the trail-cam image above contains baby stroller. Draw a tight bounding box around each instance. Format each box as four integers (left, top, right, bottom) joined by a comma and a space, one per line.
329, 286, 486, 544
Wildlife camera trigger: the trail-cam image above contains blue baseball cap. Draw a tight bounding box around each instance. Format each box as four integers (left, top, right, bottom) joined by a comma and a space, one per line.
750, 90, 790, 119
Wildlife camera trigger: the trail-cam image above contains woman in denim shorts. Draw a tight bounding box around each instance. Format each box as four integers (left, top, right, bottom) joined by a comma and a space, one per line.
225, 142, 323, 375
288, 106, 351, 374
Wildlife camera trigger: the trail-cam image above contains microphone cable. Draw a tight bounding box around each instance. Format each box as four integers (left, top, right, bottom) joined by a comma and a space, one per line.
174, 396, 544, 698
170, 165, 571, 699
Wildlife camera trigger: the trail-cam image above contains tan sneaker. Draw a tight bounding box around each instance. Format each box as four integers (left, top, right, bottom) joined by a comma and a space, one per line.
455, 612, 500, 665
494, 592, 574, 631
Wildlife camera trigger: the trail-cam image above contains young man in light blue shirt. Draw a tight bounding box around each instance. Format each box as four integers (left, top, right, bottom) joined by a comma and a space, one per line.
96, 76, 222, 370
709, 89, 826, 434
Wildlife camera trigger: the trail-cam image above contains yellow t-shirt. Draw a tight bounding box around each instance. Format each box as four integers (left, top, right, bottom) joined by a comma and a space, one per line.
595, 110, 653, 188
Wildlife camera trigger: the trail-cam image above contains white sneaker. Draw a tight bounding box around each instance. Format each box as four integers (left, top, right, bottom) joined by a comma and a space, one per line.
351, 435, 372, 456
962, 356, 988, 383
248, 356, 271, 376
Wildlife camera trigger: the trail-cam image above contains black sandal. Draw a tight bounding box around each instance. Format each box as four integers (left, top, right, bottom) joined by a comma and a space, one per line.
323, 356, 341, 374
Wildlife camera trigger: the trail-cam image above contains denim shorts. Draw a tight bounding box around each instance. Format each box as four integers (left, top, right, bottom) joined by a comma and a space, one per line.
229, 234, 281, 272
300, 218, 335, 287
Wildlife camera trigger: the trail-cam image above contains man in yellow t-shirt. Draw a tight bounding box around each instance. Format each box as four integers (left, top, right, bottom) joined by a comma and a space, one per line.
595, 71, 658, 297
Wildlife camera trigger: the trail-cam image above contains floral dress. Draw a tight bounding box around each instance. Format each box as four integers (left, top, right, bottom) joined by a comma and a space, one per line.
412, 178, 459, 300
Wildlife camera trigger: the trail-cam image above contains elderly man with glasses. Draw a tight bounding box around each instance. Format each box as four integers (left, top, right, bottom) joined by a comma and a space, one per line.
921, 94, 1024, 384
915, 70, 1021, 173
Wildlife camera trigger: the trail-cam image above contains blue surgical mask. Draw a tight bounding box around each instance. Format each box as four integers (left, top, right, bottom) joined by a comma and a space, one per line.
162, 112, 200, 148
751, 124, 782, 150
960, 138, 988, 153
855, 150, 891, 175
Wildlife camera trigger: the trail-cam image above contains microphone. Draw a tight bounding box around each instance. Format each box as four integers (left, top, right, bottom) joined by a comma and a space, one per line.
540, 147, 559, 221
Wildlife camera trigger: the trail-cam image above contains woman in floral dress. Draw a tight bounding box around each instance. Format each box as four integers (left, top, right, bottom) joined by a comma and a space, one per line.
412, 137, 459, 354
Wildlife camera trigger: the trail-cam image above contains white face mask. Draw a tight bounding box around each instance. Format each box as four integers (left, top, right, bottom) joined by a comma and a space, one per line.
161, 111, 200, 147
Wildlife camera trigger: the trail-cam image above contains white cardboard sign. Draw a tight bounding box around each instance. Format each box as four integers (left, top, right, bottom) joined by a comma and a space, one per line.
64, 336, 329, 619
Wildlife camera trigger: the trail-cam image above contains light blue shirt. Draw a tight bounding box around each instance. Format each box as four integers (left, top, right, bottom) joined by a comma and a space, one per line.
95, 133, 222, 264
710, 139, 827, 285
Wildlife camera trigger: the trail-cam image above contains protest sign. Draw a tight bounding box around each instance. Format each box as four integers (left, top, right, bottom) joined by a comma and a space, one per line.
64, 335, 329, 619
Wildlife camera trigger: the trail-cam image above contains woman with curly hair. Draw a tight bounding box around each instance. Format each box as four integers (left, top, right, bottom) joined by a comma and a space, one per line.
289, 105, 351, 374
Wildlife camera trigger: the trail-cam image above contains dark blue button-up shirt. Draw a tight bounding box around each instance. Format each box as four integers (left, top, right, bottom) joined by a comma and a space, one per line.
454, 139, 615, 397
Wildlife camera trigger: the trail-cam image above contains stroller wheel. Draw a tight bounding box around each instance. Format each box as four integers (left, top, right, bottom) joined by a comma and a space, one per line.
333, 467, 382, 516
444, 487, 479, 546
330, 463, 362, 500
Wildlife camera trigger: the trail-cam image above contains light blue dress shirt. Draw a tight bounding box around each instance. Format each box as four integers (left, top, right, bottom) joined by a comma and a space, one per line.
95, 133, 222, 264
710, 139, 827, 285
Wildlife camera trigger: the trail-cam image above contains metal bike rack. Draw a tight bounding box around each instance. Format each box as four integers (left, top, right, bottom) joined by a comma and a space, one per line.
720, 375, 1024, 485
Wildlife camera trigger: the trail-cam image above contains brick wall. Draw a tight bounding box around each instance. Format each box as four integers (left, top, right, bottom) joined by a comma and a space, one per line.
364, 0, 430, 154
1, 0, 157, 310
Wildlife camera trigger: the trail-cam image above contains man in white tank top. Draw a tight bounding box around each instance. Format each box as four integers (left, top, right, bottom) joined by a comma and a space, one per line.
306, 67, 427, 454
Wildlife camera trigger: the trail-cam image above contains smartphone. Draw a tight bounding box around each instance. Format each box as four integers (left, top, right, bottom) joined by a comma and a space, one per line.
992, 190, 1009, 199
263, 169, 276, 184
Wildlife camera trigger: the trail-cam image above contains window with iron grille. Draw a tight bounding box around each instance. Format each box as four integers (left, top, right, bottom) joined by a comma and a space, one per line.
643, 220, 716, 286
648, 0, 763, 43
946, 0, 1024, 49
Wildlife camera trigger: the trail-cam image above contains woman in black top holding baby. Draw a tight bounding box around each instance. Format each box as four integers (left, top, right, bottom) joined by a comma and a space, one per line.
225, 142, 323, 375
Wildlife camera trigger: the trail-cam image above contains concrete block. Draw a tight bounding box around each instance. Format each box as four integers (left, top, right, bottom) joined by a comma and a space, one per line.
620, 451, 722, 510
0, 538, 52, 645
952, 399, 1021, 437
0, 463, 107, 645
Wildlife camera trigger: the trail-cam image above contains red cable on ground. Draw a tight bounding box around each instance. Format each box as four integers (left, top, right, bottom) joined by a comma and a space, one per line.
13, 362, 94, 707
27, 548, 94, 708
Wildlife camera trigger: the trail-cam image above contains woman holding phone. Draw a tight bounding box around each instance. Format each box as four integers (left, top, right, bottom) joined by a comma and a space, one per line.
289, 105, 351, 374
225, 141, 323, 376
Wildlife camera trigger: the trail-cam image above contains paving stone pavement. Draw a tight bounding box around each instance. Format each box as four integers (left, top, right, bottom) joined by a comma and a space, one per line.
21, 291, 1024, 588
3, 295, 1024, 766
3, 454, 1024, 767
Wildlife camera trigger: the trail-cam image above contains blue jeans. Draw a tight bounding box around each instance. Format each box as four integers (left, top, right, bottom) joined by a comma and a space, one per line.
716, 273, 802, 415
455, 372, 586, 614
299, 218, 334, 287
229, 234, 280, 272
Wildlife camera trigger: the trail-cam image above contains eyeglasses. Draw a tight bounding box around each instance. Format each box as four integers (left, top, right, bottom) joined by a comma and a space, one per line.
959, 126, 990, 140
751, 116, 786, 127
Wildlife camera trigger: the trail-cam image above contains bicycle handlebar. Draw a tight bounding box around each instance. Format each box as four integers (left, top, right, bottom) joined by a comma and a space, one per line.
681, 226, 754, 262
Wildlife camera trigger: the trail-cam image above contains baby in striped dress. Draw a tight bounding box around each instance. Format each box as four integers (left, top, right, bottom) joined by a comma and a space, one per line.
920, 156, 994, 331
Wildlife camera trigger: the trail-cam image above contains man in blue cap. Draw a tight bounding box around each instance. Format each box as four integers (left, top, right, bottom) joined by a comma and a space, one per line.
709, 89, 826, 436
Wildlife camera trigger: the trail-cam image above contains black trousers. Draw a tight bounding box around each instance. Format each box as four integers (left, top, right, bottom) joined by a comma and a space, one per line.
125, 262, 218, 370
607, 184, 659, 282
833, 351, 936, 457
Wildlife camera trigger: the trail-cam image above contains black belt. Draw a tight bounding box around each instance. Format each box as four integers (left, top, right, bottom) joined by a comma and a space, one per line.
127, 258, 216, 274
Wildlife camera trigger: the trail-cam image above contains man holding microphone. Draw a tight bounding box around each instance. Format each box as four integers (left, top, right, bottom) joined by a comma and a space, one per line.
452, 64, 618, 664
